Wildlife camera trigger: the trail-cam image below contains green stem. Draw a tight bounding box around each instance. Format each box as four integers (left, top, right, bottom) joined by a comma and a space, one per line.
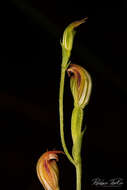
59, 63, 75, 166
76, 161, 82, 190
71, 107, 83, 190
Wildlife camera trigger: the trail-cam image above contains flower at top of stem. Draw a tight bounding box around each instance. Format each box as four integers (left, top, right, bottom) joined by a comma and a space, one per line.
36, 151, 63, 190
61, 18, 88, 61
67, 64, 92, 109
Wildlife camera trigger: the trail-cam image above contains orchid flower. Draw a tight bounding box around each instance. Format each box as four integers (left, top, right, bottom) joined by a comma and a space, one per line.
36, 151, 63, 190
67, 64, 92, 109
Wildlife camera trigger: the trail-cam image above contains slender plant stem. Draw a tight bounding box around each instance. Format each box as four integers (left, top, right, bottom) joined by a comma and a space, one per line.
59, 64, 75, 165
76, 160, 82, 190
71, 106, 84, 190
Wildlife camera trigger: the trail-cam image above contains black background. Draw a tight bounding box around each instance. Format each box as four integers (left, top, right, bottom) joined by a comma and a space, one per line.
0, 0, 127, 190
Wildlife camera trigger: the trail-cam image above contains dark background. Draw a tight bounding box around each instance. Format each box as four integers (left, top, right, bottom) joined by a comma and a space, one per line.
0, 0, 127, 190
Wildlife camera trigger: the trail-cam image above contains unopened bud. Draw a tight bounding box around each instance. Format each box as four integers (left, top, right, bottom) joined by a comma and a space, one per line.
61, 18, 88, 62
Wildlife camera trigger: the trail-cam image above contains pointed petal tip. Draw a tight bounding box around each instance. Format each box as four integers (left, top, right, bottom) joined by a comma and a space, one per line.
70, 17, 88, 29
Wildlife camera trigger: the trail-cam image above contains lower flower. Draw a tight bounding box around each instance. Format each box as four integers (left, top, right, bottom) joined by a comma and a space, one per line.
36, 151, 63, 190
